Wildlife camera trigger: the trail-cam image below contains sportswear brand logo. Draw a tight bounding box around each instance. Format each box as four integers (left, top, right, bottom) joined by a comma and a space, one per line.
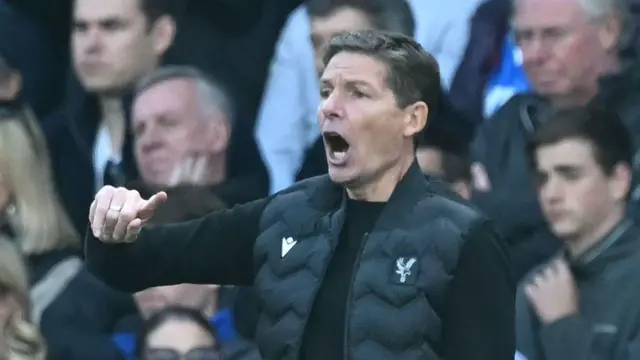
281, 237, 297, 258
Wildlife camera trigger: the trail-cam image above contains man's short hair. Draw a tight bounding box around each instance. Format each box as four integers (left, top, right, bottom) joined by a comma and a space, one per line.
135, 65, 233, 129
307, 0, 415, 37
525, 106, 633, 175
323, 30, 440, 111
138, 0, 181, 24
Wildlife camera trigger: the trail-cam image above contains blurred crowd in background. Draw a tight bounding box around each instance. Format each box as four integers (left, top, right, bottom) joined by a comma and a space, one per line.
1, 0, 640, 358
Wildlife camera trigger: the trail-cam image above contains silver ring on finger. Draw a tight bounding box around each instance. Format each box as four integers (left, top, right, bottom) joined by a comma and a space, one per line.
108, 205, 123, 212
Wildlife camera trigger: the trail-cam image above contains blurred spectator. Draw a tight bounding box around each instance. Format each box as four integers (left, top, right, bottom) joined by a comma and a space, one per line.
0, 56, 21, 102
517, 106, 640, 359
135, 306, 220, 360
448, 0, 513, 124
0, 99, 140, 360
0, 1, 68, 118
256, 0, 483, 194
0, 237, 47, 360
113, 183, 260, 360
46, 0, 177, 235
130, 66, 257, 205
471, 0, 631, 280
416, 138, 472, 200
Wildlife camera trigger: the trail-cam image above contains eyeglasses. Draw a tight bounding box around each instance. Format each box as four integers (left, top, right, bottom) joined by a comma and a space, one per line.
144, 347, 221, 360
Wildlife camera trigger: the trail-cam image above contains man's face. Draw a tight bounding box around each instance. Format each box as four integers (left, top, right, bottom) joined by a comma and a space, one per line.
135, 284, 218, 319
535, 138, 627, 240
318, 52, 413, 187
72, 0, 161, 93
133, 78, 222, 186
513, 0, 618, 100
311, 7, 374, 76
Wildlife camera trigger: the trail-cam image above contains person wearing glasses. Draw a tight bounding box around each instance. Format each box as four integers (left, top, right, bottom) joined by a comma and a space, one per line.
135, 306, 221, 360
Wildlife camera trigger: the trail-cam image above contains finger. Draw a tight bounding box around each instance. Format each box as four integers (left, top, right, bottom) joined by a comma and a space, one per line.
471, 163, 491, 191
191, 155, 208, 184
123, 218, 144, 243
524, 284, 537, 301
168, 160, 183, 187
91, 186, 115, 238
138, 191, 168, 220
112, 190, 141, 241
102, 188, 129, 240
180, 156, 195, 185
555, 258, 572, 278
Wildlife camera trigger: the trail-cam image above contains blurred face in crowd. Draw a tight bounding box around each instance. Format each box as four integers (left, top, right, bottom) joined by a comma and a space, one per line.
311, 7, 374, 76
0, 70, 20, 101
416, 147, 472, 199
535, 138, 629, 246
133, 78, 229, 186
135, 284, 219, 319
513, 0, 620, 105
72, 0, 174, 95
318, 52, 426, 193
144, 318, 218, 360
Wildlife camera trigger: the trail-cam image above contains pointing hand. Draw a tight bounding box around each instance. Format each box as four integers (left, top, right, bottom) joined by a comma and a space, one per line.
89, 186, 167, 243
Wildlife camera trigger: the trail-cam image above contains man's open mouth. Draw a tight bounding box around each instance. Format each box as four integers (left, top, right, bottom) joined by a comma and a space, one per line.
323, 131, 350, 164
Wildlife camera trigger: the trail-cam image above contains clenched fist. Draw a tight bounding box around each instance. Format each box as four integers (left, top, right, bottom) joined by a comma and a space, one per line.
89, 186, 167, 243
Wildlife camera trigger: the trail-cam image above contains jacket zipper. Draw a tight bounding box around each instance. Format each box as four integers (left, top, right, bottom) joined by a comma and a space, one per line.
295, 232, 341, 359
343, 232, 369, 360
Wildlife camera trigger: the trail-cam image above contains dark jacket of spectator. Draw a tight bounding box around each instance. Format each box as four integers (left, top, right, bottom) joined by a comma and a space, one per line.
471, 63, 640, 281
516, 217, 640, 360
31, 249, 139, 360
45, 83, 139, 237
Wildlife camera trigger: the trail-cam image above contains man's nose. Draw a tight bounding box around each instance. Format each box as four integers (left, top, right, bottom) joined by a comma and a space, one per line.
82, 28, 104, 53
522, 39, 548, 67
542, 179, 564, 203
320, 91, 345, 121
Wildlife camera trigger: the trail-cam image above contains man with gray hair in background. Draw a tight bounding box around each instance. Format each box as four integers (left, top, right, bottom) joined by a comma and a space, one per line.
469, 0, 640, 280
130, 65, 252, 206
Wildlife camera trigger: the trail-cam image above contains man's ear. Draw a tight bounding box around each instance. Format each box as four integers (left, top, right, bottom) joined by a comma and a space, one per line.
0, 71, 22, 100
151, 15, 176, 57
609, 162, 632, 201
598, 13, 622, 52
403, 101, 428, 138
206, 118, 231, 154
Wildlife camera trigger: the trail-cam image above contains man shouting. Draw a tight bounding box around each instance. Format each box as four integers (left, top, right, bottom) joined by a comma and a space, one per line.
86, 30, 515, 360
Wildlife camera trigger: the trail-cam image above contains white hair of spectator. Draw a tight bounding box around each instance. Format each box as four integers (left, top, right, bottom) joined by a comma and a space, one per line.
512, 0, 631, 48
135, 65, 233, 130
579, 0, 625, 20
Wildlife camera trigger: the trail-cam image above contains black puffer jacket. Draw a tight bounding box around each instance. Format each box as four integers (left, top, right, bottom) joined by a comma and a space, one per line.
85, 162, 514, 360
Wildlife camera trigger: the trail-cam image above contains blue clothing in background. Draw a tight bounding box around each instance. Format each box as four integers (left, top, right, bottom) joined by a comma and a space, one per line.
112, 309, 236, 360
484, 32, 531, 118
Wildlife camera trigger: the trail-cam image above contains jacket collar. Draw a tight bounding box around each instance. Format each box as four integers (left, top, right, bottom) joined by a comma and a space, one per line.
565, 216, 637, 279
303, 160, 430, 232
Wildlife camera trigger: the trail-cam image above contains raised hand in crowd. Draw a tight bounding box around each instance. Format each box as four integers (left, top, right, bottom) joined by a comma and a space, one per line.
524, 257, 579, 324
89, 186, 167, 243
167, 155, 212, 187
